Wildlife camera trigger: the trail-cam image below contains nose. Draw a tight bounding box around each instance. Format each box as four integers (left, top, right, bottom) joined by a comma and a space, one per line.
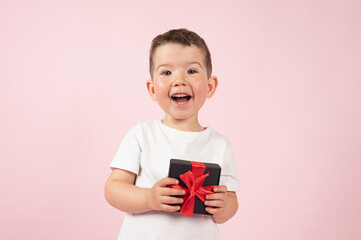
172, 73, 187, 87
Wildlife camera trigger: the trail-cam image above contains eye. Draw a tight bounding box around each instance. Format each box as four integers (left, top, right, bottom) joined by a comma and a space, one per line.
161, 70, 172, 76
187, 69, 198, 74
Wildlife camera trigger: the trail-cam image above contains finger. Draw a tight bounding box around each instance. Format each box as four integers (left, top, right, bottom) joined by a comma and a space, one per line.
205, 206, 223, 215
161, 187, 186, 196
213, 185, 227, 193
158, 177, 179, 187
160, 196, 184, 205
206, 192, 226, 200
162, 204, 181, 212
205, 200, 225, 208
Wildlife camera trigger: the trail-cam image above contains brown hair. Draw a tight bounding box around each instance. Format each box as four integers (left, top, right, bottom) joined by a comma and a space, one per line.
149, 28, 212, 78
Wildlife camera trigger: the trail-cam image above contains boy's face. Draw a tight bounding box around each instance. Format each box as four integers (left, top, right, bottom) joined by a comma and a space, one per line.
147, 43, 217, 124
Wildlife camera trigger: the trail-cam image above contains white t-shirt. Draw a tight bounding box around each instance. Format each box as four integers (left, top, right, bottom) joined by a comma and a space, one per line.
110, 120, 239, 240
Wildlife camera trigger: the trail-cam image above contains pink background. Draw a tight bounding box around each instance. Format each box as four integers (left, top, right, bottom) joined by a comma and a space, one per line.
1, 0, 360, 239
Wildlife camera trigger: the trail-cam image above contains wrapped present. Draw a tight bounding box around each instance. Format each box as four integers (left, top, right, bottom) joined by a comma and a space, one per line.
168, 159, 221, 217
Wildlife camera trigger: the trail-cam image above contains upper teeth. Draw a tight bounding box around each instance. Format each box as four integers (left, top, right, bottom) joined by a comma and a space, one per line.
172, 94, 189, 97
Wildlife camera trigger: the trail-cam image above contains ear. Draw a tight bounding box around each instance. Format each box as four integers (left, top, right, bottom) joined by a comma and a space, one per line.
146, 79, 157, 100
206, 76, 218, 98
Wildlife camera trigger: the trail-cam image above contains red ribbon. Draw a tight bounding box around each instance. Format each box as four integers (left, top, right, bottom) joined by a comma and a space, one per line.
169, 161, 216, 217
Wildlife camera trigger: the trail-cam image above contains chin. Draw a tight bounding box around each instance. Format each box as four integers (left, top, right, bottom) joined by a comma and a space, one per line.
172, 116, 190, 121
170, 112, 194, 121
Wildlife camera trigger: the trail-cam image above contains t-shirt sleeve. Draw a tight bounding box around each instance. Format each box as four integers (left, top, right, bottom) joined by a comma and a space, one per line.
219, 141, 240, 192
110, 125, 142, 175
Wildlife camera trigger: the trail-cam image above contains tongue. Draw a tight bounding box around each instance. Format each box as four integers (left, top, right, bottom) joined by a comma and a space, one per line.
174, 97, 188, 104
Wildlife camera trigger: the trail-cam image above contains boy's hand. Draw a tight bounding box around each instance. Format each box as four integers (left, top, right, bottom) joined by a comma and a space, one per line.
148, 177, 185, 212
204, 185, 228, 216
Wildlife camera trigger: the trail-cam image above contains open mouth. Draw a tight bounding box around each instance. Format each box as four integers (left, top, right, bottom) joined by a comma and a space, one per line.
171, 94, 192, 104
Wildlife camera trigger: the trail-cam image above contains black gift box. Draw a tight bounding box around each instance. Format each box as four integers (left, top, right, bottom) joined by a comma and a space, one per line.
168, 159, 221, 216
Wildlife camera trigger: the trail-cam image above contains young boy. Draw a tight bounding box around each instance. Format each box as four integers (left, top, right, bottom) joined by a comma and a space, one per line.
105, 28, 239, 239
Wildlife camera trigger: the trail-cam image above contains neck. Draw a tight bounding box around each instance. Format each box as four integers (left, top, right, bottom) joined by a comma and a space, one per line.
162, 115, 204, 132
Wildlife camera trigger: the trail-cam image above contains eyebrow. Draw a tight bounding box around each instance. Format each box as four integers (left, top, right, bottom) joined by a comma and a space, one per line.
189, 62, 203, 69
155, 62, 203, 72
155, 64, 171, 72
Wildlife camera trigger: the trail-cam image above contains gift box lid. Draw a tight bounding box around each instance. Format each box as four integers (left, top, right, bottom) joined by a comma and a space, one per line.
168, 159, 221, 187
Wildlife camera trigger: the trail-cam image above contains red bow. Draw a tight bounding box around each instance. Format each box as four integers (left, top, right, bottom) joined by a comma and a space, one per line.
169, 161, 216, 217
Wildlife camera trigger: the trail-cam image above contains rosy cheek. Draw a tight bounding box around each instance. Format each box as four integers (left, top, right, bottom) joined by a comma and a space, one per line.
192, 82, 208, 95
155, 81, 170, 96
